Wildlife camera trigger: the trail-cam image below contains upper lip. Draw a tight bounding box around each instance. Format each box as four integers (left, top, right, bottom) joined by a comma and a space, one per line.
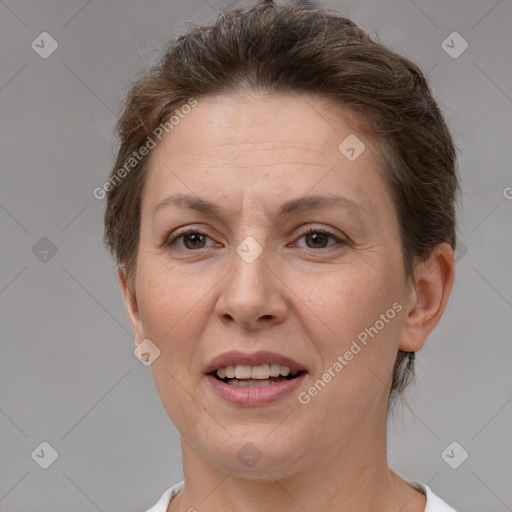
204, 350, 307, 375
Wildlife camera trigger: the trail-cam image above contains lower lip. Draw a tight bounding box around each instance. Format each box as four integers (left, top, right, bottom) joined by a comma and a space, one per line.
206, 373, 307, 406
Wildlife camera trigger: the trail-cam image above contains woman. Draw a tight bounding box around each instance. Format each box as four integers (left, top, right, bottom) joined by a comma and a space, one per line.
103, 1, 459, 510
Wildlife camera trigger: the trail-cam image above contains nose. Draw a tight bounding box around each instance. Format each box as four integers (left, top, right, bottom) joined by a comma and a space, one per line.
215, 243, 288, 330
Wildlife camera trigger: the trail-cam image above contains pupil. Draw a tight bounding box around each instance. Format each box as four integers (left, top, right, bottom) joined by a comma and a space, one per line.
307, 232, 327, 248
185, 233, 204, 249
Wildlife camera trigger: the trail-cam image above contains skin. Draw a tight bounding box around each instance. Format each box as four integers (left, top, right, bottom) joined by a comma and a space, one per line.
119, 91, 455, 512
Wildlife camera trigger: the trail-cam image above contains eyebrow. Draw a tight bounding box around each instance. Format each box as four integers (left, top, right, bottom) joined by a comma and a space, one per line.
151, 193, 368, 218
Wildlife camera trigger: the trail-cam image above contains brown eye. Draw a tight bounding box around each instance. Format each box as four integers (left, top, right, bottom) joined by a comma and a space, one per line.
304, 231, 331, 249
295, 228, 342, 250
166, 229, 214, 250
182, 232, 207, 249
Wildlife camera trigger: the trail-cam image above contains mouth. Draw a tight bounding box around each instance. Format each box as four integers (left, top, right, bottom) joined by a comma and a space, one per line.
209, 363, 306, 387
204, 350, 308, 404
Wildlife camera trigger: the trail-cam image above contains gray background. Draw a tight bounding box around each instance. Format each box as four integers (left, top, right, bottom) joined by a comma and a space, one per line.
1, 0, 511, 510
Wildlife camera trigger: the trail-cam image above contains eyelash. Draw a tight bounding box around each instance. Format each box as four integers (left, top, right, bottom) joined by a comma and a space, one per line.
164, 226, 346, 252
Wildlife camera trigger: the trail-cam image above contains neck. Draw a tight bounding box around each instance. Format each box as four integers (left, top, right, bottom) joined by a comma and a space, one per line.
170, 416, 426, 512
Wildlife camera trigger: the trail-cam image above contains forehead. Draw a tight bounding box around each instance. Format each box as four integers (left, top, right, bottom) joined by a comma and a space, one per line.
157, 92, 368, 159
141, 92, 394, 225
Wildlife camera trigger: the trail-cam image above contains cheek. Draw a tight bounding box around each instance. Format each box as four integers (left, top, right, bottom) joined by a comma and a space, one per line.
302, 261, 404, 390
299, 275, 404, 429
307, 262, 401, 337
135, 253, 209, 341
135, 260, 212, 430
134, 256, 214, 412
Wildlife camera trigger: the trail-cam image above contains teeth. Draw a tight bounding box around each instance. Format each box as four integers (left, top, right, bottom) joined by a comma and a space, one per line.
230, 379, 271, 387
215, 363, 299, 380
251, 364, 270, 379
225, 365, 236, 379
280, 366, 290, 377
235, 364, 252, 379
269, 364, 281, 377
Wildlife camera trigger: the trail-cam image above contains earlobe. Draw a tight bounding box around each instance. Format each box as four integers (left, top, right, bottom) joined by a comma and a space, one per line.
399, 243, 455, 352
118, 266, 145, 343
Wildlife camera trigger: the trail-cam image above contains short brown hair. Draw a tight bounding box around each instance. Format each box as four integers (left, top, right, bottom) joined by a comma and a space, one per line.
103, 0, 459, 402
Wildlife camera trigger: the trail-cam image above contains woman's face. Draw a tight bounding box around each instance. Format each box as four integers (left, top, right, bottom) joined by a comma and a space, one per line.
122, 92, 418, 477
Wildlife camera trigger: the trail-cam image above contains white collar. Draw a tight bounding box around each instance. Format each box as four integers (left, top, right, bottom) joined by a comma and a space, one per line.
145, 480, 457, 511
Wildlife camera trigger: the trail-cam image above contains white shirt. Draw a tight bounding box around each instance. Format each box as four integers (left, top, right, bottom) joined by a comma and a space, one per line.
144, 480, 457, 511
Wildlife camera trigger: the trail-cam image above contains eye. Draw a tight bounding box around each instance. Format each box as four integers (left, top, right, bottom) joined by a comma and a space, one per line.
294, 227, 344, 250
164, 226, 345, 252
165, 228, 216, 250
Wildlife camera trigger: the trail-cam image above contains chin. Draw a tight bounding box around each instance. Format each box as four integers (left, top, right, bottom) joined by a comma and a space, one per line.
200, 429, 307, 478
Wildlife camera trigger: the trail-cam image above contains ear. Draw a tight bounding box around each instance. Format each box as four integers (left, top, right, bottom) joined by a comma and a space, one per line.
398, 243, 455, 352
118, 266, 145, 345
